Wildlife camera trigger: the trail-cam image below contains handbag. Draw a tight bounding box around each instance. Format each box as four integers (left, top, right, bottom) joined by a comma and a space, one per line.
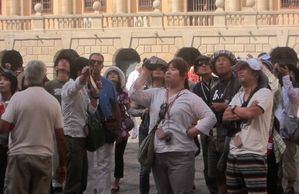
138, 129, 156, 169
138, 103, 167, 169
85, 112, 105, 152
123, 113, 134, 131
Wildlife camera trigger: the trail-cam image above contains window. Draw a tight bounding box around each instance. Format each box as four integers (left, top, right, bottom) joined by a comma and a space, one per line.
138, 0, 154, 11
32, 0, 53, 13
187, 0, 216, 11
281, 0, 299, 8
84, 0, 106, 12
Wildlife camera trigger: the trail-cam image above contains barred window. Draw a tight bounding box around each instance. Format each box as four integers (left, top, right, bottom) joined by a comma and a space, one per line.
187, 0, 216, 11
138, 0, 154, 11
281, 0, 299, 8
32, 0, 53, 13
84, 0, 106, 12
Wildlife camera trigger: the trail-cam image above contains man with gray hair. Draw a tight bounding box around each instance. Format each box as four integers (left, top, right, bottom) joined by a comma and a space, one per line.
0, 60, 67, 194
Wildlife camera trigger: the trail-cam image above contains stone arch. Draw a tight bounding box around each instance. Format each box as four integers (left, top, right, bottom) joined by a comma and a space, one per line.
113, 48, 141, 77
175, 47, 201, 66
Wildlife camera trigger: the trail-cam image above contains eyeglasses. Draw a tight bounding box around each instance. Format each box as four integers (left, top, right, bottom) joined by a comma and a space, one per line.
89, 60, 103, 65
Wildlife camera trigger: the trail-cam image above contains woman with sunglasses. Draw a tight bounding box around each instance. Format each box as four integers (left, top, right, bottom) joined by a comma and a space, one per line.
0, 70, 18, 194
129, 57, 216, 194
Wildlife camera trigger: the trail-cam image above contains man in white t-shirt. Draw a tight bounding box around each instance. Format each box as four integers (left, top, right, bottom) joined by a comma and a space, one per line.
0, 60, 67, 194
223, 58, 273, 194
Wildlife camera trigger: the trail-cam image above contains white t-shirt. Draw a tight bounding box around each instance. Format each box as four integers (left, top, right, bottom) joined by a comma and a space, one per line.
229, 88, 273, 156
126, 70, 140, 91
130, 88, 216, 153
2, 87, 64, 157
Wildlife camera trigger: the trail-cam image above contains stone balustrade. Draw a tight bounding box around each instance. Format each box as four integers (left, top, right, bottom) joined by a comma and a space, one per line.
0, 10, 298, 31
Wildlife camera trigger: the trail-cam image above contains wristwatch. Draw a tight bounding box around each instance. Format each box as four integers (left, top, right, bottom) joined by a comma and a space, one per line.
231, 105, 237, 113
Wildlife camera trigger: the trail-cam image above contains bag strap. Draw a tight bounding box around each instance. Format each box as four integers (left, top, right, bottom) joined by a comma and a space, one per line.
151, 90, 185, 132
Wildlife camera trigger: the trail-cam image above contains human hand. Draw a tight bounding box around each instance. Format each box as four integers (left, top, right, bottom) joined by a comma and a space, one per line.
186, 126, 200, 138
211, 103, 227, 112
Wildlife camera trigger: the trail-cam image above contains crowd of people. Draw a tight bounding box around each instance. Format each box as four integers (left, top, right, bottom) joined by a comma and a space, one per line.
0, 46, 298, 194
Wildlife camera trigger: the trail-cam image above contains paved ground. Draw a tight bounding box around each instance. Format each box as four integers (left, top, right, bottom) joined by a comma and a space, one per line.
114, 138, 299, 194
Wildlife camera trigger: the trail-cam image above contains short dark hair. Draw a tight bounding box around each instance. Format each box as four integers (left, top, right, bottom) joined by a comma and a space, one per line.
1, 50, 23, 71
53, 49, 79, 67
0, 70, 18, 94
167, 57, 190, 89
89, 53, 104, 61
70, 57, 89, 80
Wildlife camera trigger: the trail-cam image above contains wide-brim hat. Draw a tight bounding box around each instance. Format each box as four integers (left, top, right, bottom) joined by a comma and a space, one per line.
103, 66, 126, 89
210, 50, 237, 66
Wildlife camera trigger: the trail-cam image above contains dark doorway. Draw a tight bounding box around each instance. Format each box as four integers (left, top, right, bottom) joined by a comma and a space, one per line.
114, 48, 141, 78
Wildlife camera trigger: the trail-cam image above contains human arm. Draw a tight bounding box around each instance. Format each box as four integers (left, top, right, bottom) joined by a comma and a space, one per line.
229, 89, 273, 120
282, 75, 299, 105
187, 96, 217, 137
276, 65, 299, 104
128, 67, 154, 108
223, 106, 241, 121
62, 66, 90, 97
211, 102, 228, 112
0, 120, 13, 133
0, 97, 16, 133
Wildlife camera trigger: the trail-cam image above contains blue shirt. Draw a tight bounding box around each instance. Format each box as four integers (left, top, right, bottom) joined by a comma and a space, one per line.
98, 77, 117, 119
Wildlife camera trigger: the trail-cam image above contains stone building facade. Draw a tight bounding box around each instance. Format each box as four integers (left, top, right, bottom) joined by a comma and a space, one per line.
0, 0, 298, 77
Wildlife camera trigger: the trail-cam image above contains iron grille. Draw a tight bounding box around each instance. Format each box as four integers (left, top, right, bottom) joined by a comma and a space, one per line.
187, 0, 216, 11
281, 0, 299, 8
139, 0, 154, 11
32, 0, 53, 13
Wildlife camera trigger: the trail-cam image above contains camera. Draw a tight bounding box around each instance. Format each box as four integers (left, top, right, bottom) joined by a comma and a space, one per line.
143, 56, 167, 71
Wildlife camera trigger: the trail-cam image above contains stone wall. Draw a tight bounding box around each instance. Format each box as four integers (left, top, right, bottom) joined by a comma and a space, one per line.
0, 26, 298, 78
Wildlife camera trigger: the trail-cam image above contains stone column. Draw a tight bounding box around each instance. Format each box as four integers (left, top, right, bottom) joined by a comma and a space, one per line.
257, 0, 269, 11
7, 0, 21, 15
229, 0, 241, 11
116, 0, 127, 13
172, 0, 183, 12
61, 0, 73, 15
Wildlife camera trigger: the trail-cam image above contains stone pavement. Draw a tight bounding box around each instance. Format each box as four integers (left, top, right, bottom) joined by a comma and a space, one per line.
114, 138, 299, 194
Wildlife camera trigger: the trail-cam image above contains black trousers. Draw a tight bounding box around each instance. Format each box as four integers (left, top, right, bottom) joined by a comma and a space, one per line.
114, 137, 128, 179
0, 145, 7, 194
64, 136, 88, 194
267, 151, 284, 194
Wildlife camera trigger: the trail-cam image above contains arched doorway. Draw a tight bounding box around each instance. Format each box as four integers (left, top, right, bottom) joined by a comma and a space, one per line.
113, 48, 141, 78
175, 47, 201, 66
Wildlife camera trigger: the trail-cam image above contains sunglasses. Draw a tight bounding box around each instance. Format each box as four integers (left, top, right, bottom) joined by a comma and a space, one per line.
197, 63, 210, 67
89, 60, 103, 65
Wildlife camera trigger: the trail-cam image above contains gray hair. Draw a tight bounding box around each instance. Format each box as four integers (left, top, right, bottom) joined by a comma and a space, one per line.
24, 60, 46, 86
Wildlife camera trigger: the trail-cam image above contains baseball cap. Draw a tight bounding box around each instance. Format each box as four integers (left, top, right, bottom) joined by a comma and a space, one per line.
233, 58, 262, 72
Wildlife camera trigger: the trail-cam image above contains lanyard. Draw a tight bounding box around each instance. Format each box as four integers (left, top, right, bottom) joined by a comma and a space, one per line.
200, 82, 210, 102
165, 89, 184, 119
